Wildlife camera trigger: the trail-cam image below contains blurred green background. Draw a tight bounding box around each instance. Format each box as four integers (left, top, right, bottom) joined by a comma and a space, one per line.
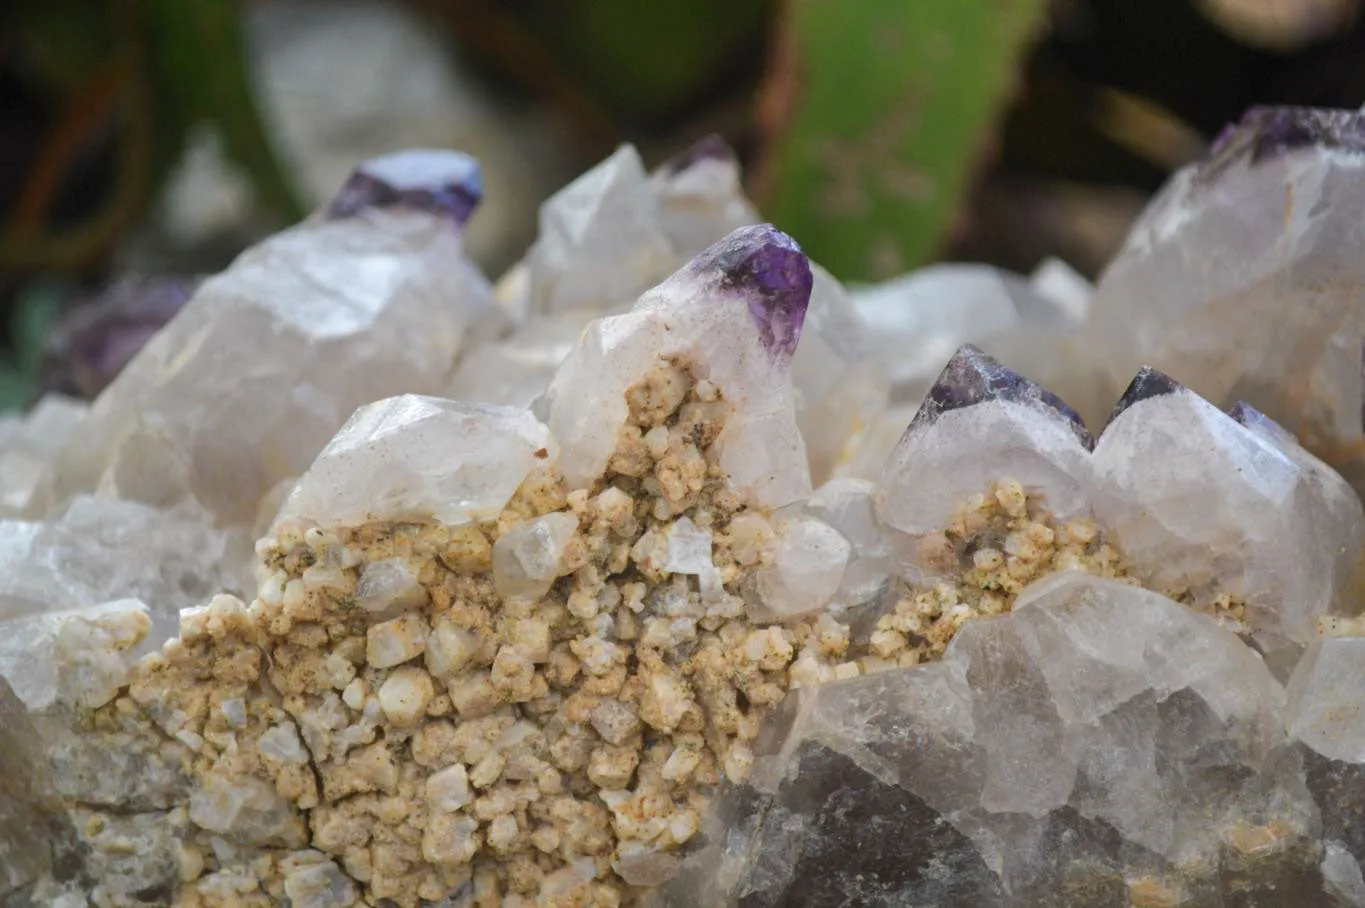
2, 0, 1364, 408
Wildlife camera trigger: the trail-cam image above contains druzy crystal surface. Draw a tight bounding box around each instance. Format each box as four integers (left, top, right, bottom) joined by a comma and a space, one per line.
7, 118, 1365, 907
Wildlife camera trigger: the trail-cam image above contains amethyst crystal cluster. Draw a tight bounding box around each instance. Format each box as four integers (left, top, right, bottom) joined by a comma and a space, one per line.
2, 113, 1365, 907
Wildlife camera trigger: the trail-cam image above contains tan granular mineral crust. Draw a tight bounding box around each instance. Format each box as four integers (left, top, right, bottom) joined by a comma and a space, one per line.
91, 359, 848, 907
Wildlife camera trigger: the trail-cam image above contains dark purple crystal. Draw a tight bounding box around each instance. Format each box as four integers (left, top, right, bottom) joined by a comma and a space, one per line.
659, 134, 738, 176
38, 275, 200, 400
694, 224, 812, 358
1108, 366, 1182, 424
328, 149, 483, 225
911, 345, 1093, 449
1200, 107, 1365, 184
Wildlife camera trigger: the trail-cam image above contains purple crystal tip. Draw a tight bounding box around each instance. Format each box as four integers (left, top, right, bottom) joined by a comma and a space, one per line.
1200, 106, 1365, 181
39, 275, 200, 401
912, 345, 1093, 449
694, 224, 812, 357
328, 149, 483, 225
660, 133, 738, 175
1109, 366, 1183, 423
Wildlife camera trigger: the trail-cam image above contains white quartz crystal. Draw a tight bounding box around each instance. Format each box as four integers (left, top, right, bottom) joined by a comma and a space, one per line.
753, 517, 851, 619
49, 175, 496, 526
277, 395, 555, 529
1093, 380, 1365, 653
492, 511, 579, 600
1285, 637, 1365, 763
0, 599, 150, 710
876, 348, 1094, 559
528, 145, 675, 315
355, 557, 427, 613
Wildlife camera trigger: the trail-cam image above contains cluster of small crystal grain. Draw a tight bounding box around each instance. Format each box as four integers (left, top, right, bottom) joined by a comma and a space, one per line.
861, 478, 1132, 668
113, 359, 853, 907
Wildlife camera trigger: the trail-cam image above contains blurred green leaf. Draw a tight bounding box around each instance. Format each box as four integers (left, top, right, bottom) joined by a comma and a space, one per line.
545, 0, 768, 123
763, 0, 1048, 280
0, 278, 67, 411
142, 0, 304, 222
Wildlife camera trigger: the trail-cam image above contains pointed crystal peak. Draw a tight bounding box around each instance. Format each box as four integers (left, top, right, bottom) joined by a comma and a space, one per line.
1201, 107, 1365, 182
329, 149, 483, 225
911, 345, 1092, 448
1227, 400, 1298, 446
1109, 366, 1183, 422
660, 134, 738, 175
690, 225, 812, 357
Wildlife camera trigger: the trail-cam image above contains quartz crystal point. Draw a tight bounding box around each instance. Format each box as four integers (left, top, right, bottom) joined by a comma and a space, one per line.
50, 149, 497, 526
1084, 106, 1365, 492
0, 599, 150, 711
875, 345, 1093, 561
492, 511, 579, 599
751, 516, 851, 620
527, 145, 677, 315
544, 224, 813, 506
661, 572, 1317, 906
1093, 369, 1365, 657
649, 134, 761, 255
275, 395, 555, 529
516, 139, 760, 321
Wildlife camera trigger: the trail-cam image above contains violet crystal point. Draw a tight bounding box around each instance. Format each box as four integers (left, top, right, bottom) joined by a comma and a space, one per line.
876, 346, 1094, 543
913, 344, 1092, 448
1202, 105, 1365, 182
328, 148, 484, 225
39, 276, 200, 401
690, 224, 812, 357
1107, 364, 1182, 421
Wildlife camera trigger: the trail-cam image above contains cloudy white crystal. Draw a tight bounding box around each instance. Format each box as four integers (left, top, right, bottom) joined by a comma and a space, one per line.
277, 395, 554, 529
492, 511, 579, 600
51, 178, 496, 525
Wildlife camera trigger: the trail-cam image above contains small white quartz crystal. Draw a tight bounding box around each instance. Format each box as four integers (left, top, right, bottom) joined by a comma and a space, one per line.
50, 150, 498, 526
276, 395, 555, 529
491, 510, 579, 599
753, 517, 851, 619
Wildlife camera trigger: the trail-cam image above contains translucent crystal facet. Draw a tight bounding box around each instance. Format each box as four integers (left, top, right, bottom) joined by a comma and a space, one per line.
1093, 371, 1365, 655
662, 572, 1311, 905
276, 395, 554, 529
327, 148, 483, 223
51, 152, 496, 526
0, 675, 60, 900
527, 145, 675, 315
492, 511, 579, 600
876, 346, 1094, 553
1083, 105, 1365, 493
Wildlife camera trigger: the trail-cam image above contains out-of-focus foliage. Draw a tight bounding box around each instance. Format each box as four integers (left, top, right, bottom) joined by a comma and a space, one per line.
757, 0, 1049, 281
0, 0, 302, 277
